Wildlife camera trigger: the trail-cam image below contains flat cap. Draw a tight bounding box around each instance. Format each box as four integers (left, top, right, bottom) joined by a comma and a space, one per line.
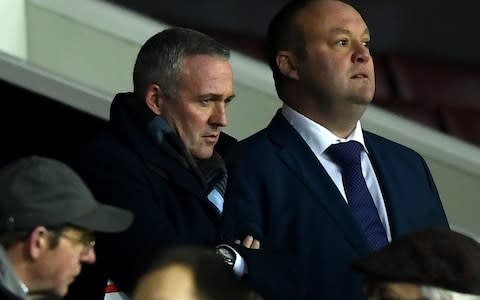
353, 228, 480, 295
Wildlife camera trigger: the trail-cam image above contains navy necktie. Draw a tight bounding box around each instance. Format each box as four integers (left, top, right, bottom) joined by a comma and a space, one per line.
326, 141, 388, 251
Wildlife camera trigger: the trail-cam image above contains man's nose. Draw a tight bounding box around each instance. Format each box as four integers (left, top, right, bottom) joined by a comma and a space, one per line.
352, 42, 371, 63
80, 247, 96, 264
210, 103, 228, 127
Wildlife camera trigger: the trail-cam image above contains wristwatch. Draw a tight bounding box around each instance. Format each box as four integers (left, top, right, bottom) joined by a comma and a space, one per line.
215, 245, 236, 267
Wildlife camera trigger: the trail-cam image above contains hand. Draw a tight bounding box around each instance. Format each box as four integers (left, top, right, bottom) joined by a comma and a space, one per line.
235, 235, 260, 249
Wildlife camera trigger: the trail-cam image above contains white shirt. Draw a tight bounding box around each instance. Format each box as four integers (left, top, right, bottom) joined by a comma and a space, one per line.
281, 104, 392, 241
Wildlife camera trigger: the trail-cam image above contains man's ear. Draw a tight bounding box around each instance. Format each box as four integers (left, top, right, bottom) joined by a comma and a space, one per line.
276, 50, 300, 80
26, 226, 49, 260
145, 83, 165, 115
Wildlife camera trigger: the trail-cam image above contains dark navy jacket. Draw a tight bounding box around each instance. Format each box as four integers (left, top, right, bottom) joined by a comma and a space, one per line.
222, 111, 449, 300
65, 93, 233, 299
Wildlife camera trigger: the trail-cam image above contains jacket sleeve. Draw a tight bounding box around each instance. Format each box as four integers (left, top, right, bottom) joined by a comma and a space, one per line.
222, 155, 306, 300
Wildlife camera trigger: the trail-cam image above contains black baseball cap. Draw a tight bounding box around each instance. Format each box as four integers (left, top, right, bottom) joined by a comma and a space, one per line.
0, 156, 133, 233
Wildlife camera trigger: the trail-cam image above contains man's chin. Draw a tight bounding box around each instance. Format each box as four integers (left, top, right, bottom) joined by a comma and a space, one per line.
349, 95, 373, 106
356, 98, 373, 106
193, 149, 214, 160
28, 288, 66, 300
348, 86, 374, 104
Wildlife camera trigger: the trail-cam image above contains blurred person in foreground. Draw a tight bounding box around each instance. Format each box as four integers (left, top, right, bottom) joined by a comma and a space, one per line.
0, 156, 133, 300
353, 228, 480, 300
132, 246, 263, 300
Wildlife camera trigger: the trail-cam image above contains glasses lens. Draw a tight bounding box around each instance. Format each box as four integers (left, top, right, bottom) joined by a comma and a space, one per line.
54, 230, 95, 254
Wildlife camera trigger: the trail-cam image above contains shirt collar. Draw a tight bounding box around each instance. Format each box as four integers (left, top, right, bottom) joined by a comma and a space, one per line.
19, 281, 28, 294
281, 103, 367, 154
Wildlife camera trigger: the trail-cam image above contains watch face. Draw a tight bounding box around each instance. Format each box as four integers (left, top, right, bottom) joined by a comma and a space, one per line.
217, 247, 235, 266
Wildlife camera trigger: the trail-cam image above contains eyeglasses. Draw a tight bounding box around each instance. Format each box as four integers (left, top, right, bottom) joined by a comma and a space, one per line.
58, 232, 96, 255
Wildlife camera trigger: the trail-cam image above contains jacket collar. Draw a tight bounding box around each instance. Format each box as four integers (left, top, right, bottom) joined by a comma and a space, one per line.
0, 246, 27, 300
109, 93, 206, 194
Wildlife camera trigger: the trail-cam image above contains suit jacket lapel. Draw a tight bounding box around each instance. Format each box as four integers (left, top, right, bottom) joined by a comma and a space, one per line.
267, 112, 369, 253
364, 132, 417, 239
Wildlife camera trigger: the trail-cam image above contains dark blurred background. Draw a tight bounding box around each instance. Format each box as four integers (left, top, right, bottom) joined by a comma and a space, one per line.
107, 0, 480, 64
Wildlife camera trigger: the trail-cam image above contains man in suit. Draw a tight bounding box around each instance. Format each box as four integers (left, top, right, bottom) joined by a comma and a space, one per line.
222, 0, 449, 299
64, 27, 263, 300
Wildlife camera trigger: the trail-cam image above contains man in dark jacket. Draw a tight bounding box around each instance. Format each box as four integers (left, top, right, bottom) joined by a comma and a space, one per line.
64, 27, 259, 300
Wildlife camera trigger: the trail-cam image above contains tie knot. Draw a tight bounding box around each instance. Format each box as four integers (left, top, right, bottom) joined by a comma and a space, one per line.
326, 141, 363, 167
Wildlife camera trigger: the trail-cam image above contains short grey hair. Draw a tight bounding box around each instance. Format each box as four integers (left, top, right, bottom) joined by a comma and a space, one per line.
133, 27, 230, 100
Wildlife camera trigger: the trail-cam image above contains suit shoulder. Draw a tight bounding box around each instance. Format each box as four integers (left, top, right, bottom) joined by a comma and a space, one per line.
223, 128, 270, 165
364, 131, 423, 158
240, 128, 270, 145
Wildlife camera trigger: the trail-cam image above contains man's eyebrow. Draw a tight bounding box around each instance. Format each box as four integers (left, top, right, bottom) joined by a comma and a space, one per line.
329, 27, 350, 35
198, 93, 236, 100
329, 27, 370, 36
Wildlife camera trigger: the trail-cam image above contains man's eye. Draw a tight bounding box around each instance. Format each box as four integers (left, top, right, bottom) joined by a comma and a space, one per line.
200, 99, 211, 106
225, 97, 234, 105
363, 41, 370, 48
336, 39, 348, 46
